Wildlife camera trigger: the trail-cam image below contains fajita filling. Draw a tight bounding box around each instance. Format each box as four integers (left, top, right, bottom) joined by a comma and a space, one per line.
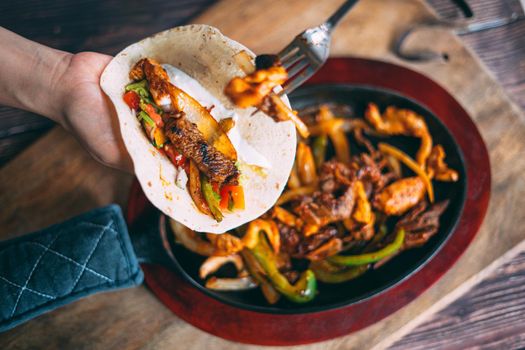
225, 53, 310, 138
123, 58, 245, 222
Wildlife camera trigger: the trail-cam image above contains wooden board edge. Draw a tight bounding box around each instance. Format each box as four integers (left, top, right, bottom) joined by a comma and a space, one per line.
417, 0, 525, 117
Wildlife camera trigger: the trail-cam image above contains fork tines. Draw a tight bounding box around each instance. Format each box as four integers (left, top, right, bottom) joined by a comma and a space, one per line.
277, 39, 316, 95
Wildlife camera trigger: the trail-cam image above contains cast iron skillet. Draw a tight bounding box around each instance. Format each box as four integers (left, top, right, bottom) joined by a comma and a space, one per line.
164, 84, 467, 314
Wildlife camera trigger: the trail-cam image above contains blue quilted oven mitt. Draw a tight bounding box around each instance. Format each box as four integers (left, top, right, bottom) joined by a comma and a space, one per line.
0, 205, 144, 332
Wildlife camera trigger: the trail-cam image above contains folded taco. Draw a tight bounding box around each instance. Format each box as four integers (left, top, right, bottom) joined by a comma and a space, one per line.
100, 25, 297, 233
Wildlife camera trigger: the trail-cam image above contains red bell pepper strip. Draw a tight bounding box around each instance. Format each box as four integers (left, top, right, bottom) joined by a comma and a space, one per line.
220, 185, 245, 210
123, 91, 140, 110
164, 144, 187, 168
142, 103, 164, 128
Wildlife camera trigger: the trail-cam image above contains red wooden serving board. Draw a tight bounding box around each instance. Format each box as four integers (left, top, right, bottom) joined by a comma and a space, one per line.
125, 57, 491, 346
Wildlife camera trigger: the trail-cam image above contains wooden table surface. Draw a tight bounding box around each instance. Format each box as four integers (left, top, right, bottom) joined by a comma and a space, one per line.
1, 0, 524, 349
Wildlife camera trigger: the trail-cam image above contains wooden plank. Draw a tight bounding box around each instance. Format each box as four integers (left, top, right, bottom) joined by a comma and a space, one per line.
0, 0, 217, 54
0, 127, 133, 240
385, 239, 525, 349
0, 0, 524, 349
0, 287, 176, 350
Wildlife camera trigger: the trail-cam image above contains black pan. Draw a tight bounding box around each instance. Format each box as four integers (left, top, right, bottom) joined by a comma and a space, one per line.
166, 84, 467, 314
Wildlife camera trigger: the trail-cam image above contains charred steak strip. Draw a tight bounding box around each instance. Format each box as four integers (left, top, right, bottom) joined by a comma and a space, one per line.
165, 117, 239, 185
396, 200, 450, 249
294, 161, 356, 226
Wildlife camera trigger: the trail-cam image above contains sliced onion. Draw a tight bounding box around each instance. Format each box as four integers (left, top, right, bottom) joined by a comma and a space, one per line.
378, 143, 434, 202
269, 94, 310, 138
205, 276, 258, 291
188, 160, 212, 216
296, 142, 318, 185
330, 127, 351, 164
242, 219, 280, 253
199, 254, 244, 279
261, 283, 280, 304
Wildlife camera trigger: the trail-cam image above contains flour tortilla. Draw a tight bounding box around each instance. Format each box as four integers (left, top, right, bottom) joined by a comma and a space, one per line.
100, 24, 296, 233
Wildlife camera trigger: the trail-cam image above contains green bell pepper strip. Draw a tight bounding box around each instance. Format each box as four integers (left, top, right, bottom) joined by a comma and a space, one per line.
125, 80, 162, 111
201, 176, 224, 222
251, 233, 317, 303
328, 229, 405, 266
310, 261, 368, 284
312, 135, 328, 168
138, 111, 155, 127
125, 80, 151, 101
240, 249, 280, 304
139, 99, 150, 114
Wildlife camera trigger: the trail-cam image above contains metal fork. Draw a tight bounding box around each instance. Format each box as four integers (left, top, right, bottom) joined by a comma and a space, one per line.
277, 0, 360, 95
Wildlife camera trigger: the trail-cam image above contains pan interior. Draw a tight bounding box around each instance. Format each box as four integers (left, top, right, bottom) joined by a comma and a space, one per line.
167, 84, 467, 314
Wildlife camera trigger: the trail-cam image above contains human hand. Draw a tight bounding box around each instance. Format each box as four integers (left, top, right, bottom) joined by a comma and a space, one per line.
60, 52, 133, 172
0, 27, 132, 172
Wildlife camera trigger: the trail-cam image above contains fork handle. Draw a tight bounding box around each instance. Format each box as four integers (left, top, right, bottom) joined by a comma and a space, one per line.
325, 0, 360, 30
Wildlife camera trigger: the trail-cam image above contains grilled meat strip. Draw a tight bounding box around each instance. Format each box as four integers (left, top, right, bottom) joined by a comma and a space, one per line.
278, 221, 301, 255
130, 58, 172, 108
351, 152, 397, 194
294, 191, 355, 227
319, 160, 354, 193
278, 221, 339, 260
296, 226, 338, 258
395, 200, 450, 249
165, 116, 239, 185
294, 161, 355, 226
